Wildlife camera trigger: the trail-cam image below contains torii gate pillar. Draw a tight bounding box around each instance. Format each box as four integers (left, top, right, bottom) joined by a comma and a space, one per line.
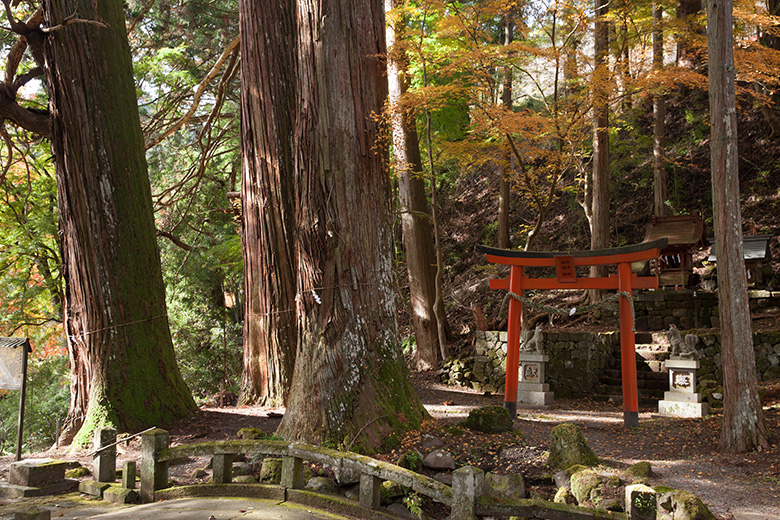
480, 239, 666, 427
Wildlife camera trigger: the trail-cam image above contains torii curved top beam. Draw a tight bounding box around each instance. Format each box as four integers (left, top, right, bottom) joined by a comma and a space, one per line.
477, 238, 668, 266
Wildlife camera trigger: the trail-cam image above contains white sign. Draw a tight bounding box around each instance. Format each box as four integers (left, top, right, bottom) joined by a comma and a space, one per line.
0, 343, 25, 390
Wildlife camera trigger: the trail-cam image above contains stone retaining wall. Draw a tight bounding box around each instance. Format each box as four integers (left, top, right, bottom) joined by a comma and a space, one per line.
442, 330, 780, 398
600, 289, 780, 331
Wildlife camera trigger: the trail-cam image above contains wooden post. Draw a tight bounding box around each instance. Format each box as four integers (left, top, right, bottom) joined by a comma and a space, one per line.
503, 266, 523, 416
618, 261, 639, 427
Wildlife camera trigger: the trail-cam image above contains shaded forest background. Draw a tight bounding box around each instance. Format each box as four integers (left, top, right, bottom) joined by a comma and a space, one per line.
0, 0, 779, 452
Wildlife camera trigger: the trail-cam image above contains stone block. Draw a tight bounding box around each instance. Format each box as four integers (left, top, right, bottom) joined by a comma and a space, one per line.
9, 459, 68, 487
79, 479, 112, 498
93, 428, 117, 483
121, 461, 136, 489
103, 485, 139, 504
625, 484, 657, 520
517, 390, 554, 406
2, 509, 51, 520
664, 391, 702, 403
658, 400, 709, 418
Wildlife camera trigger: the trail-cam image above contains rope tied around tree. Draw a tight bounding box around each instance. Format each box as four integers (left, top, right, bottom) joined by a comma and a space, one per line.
498, 290, 637, 331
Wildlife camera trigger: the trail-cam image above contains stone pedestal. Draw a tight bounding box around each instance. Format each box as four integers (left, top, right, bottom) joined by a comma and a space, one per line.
0, 459, 77, 498
658, 358, 708, 418
517, 353, 554, 406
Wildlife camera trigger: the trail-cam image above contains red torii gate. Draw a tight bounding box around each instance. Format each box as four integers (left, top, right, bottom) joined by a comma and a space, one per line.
479, 238, 668, 427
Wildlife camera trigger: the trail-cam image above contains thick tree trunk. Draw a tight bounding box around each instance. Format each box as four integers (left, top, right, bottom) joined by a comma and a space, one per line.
589, 0, 610, 302
386, 0, 445, 370
42, 0, 195, 446
497, 14, 513, 250
707, 0, 769, 453
276, 0, 427, 449
238, 0, 298, 405
653, 3, 669, 217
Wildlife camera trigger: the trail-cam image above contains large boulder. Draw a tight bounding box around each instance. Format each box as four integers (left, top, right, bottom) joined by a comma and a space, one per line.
570, 468, 605, 505
548, 423, 598, 470
461, 405, 513, 434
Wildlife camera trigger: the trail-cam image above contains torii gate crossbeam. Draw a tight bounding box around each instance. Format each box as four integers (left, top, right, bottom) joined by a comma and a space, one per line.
480, 238, 667, 427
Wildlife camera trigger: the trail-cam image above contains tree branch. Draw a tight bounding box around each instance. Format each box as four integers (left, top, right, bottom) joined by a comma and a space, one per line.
156, 229, 194, 251
144, 34, 240, 149
0, 88, 50, 137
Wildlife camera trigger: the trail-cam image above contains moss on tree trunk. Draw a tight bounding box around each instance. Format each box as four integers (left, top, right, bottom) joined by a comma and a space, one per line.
43, 0, 195, 445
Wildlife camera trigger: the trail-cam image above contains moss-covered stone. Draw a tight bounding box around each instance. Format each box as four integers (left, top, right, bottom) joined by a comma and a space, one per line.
548, 423, 599, 470
484, 472, 526, 501
395, 450, 423, 472
236, 427, 267, 440
65, 466, 91, 479
569, 468, 605, 505
460, 405, 514, 433
628, 461, 653, 479
671, 490, 715, 520
259, 458, 283, 484
380, 480, 407, 505
554, 486, 577, 505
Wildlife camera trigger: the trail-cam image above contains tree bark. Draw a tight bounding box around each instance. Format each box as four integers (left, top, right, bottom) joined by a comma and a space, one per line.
386, 0, 445, 370
42, 0, 195, 445
707, 0, 769, 453
652, 3, 669, 217
276, 0, 427, 449
238, 0, 298, 405
497, 13, 513, 250
589, 0, 610, 302
677, 0, 704, 69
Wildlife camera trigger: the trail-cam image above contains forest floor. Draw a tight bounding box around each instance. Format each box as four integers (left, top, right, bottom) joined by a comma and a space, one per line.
1, 372, 779, 519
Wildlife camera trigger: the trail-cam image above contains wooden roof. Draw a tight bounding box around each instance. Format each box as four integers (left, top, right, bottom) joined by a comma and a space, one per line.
644, 214, 708, 248
0, 337, 30, 351
708, 235, 772, 262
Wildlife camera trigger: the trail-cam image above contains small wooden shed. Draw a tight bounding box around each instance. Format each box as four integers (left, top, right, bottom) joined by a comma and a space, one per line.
708, 234, 772, 286
644, 214, 708, 287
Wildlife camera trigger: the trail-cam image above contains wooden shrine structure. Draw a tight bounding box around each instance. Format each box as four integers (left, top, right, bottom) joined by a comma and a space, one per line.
479, 238, 667, 427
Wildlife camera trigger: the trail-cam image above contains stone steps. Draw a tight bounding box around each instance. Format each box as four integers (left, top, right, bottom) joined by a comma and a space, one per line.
594, 333, 672, 403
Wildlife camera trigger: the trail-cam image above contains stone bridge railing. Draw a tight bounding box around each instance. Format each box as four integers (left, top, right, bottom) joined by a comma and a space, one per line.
140, 429, 634, 520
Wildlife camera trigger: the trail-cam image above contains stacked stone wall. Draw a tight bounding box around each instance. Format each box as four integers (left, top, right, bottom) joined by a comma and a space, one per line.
442, 330, 780, 398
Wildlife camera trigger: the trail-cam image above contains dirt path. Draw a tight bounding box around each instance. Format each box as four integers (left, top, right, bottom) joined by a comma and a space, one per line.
1, 373, 778, 519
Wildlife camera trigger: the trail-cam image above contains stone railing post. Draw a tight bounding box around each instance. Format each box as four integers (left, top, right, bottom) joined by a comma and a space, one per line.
281, 455, 304, 489
625, 484, 657, 520
93, 427, 117, 482
122, 460, 136, 489
212, 453, 234, 484
452, 466, 484, 520
358, 472, 381, 510
140, 429, 169, 502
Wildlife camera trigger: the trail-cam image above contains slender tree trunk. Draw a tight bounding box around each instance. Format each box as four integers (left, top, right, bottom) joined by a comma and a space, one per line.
42, 0, 195, 446
497, 13, 513, 250
589, 0, 610, 302
238, 0, 298, 406
276, 0, 427, 449
707, 0, 769, 453
677, 0, 703, 69
386, 0, 445, 370
652, 3, 669, 217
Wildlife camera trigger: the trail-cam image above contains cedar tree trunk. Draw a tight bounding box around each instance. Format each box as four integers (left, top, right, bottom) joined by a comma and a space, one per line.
42, 0, 195, 445
589, 0, 610, 301
707, 0, 769, 453
386, 0, 445, 370
497, 14, 513, 250
238, 0, 298, 405
276, 0, 427, 449
653, 2, 668, 217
